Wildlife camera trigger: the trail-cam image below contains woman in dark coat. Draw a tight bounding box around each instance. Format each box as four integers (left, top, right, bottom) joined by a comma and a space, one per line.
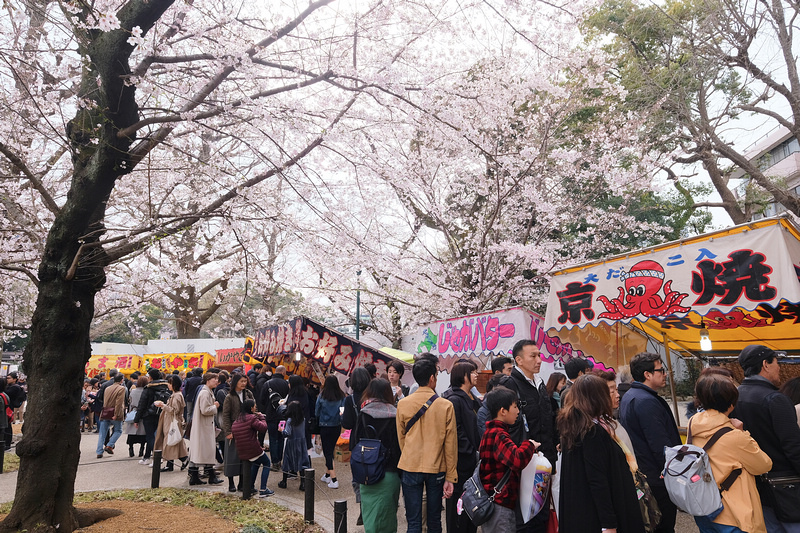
221, 373, 254, 492
558, 374, 645, 533
353, 378, 402, 533
441, 360, 481, 533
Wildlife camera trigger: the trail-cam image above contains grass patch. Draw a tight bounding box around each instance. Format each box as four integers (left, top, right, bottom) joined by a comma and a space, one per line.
73, 488, 323, 533
2, 452, 19, 473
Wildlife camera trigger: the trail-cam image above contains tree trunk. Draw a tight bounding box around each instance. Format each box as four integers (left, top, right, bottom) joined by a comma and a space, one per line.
1, 2, 175, 530
0, 276, 96, 532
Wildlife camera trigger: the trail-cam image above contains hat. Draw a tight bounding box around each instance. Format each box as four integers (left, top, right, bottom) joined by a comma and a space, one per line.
738, 344, 777, 372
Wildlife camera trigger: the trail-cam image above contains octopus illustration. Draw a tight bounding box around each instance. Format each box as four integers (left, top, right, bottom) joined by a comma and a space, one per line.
598, 260, 690, 319
703, 309, 768, 330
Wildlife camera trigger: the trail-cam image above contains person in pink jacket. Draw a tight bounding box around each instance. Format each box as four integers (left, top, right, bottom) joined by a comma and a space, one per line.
231, 399, 273, 498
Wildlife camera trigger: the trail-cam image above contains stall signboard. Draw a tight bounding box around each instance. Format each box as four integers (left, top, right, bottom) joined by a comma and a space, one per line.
143, 352, 215, 374
85, 354, 145, 377
403, 306, 645, 376
216, 348, 246, 369
544, 216, 800, 357
248, 316, 412, 382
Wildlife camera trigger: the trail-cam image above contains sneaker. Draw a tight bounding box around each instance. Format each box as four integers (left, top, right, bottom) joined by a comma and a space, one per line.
138, 459, 151, 466
258, 489, 275, 498
321, 473, 331, 482
327, 480, 339, 489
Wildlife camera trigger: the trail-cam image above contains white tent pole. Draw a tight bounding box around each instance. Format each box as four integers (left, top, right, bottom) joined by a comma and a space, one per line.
662, 332, 682, 428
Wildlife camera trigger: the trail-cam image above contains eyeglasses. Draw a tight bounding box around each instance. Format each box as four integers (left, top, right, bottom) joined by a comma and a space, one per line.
651, 368, 666, 374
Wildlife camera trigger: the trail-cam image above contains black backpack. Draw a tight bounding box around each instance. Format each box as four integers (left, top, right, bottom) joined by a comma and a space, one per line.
147, 386, 171, 417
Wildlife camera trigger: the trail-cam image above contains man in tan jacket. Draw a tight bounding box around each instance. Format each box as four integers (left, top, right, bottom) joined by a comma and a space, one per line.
396, 355, 457, 533
96, 373, 126, 458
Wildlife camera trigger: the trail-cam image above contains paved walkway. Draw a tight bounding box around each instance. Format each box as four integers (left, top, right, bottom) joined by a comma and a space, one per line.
0, 426, 699, 533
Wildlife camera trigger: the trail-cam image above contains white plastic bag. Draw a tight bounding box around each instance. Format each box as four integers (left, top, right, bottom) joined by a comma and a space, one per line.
166, 419, 182, 446
519, 452, 552, 523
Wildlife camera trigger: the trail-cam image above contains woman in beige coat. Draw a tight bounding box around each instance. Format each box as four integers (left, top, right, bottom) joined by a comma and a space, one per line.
154, 375, 189, 472
690, 373, 773, 533
187, 372, 223, 485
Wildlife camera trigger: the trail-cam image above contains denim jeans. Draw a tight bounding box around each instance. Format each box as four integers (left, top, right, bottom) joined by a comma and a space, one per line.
267, 420, 284, 464
401, 471, 445, 533
96, 419, 122, 455
763, 505, 800, 533
250, 453, 272, 491
694, 515, 745, 532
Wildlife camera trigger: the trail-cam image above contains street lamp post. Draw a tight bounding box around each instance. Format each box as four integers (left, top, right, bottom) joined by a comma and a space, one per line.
356, 269, 362, 340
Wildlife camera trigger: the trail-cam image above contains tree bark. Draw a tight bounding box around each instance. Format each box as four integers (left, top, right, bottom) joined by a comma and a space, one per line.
1, 1, 175, 531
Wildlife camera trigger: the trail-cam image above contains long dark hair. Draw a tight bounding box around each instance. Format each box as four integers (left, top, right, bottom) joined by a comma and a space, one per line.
362, 378, 393, 404
230, 373, 247, 392
287, 374, 306, 400
557, 374, 613, 451
286, 400, 304, 426
320, 375, 345, 402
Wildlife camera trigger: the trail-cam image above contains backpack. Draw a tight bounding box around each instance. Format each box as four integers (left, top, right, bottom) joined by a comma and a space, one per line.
662, 421, 741, 517
350, 413, 388, 485
146, 385, 172, 417
0, 392, 12, 421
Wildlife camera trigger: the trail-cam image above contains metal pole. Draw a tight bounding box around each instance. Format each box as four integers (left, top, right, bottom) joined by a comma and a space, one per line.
356, 269, 361, 340
304, 468, 315, 524
151, 450, 162, 488
0, 448, 5, 474
662, 333, 681, 428
242, 460, 252, 500
334, 499, 348, 533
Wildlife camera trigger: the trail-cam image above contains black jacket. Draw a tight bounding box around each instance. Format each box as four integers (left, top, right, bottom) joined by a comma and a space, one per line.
618, 381, 681, 488
263, 375, 289, 422
501, 369, 557, 466
559, 425, 645, 533
183, 375, 203, 403
254, 372, 270, 412
735, 376, 800, 506
134, 381, 170, 423
442, 387, 481, 475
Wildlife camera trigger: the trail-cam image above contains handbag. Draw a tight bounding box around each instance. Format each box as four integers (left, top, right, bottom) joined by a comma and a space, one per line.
634, 469, 662, 532
761, 472, 800, 522
350, 423, 387, 485
309, 416, 320, 434
100, 406, 116, 420
460, 462, 511, 526
124, 410, 136, 423
166, 419, 183, 446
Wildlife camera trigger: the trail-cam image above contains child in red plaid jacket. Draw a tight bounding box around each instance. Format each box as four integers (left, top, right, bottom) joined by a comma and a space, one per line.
478, 387, 539, 531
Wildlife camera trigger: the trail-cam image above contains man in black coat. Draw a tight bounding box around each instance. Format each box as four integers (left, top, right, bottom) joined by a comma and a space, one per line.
500, 339, 556, 533
735, 344, 800, 530
619, 352, 681, 533
183, 368, 204, 422
263, 365, 290, 468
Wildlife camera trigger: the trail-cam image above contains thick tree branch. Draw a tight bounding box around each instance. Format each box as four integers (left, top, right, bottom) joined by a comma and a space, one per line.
0, 140, 60, 215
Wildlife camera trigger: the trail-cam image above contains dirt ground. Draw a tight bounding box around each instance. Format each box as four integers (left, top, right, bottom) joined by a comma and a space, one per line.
0, 501, 237, 533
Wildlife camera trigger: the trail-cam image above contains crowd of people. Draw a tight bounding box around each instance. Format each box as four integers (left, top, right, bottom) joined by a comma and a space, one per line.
65, 339, 800, 533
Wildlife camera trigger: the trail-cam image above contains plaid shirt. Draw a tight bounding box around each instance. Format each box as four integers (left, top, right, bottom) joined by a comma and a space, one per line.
479, 419, 536, 509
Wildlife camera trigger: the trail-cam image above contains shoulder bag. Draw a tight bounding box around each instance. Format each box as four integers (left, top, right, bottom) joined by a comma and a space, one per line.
460, 462, 511, 526
761, 472, 800, 522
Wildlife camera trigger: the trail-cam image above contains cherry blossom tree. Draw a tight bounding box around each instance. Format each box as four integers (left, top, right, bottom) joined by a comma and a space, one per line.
0, 0, 696, 529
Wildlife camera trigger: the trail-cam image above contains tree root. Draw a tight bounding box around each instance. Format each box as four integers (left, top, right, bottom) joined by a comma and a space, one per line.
74, 507, 123, 527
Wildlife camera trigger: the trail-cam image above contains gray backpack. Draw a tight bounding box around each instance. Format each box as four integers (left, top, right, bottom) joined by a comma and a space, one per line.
662, 421, 741, 517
